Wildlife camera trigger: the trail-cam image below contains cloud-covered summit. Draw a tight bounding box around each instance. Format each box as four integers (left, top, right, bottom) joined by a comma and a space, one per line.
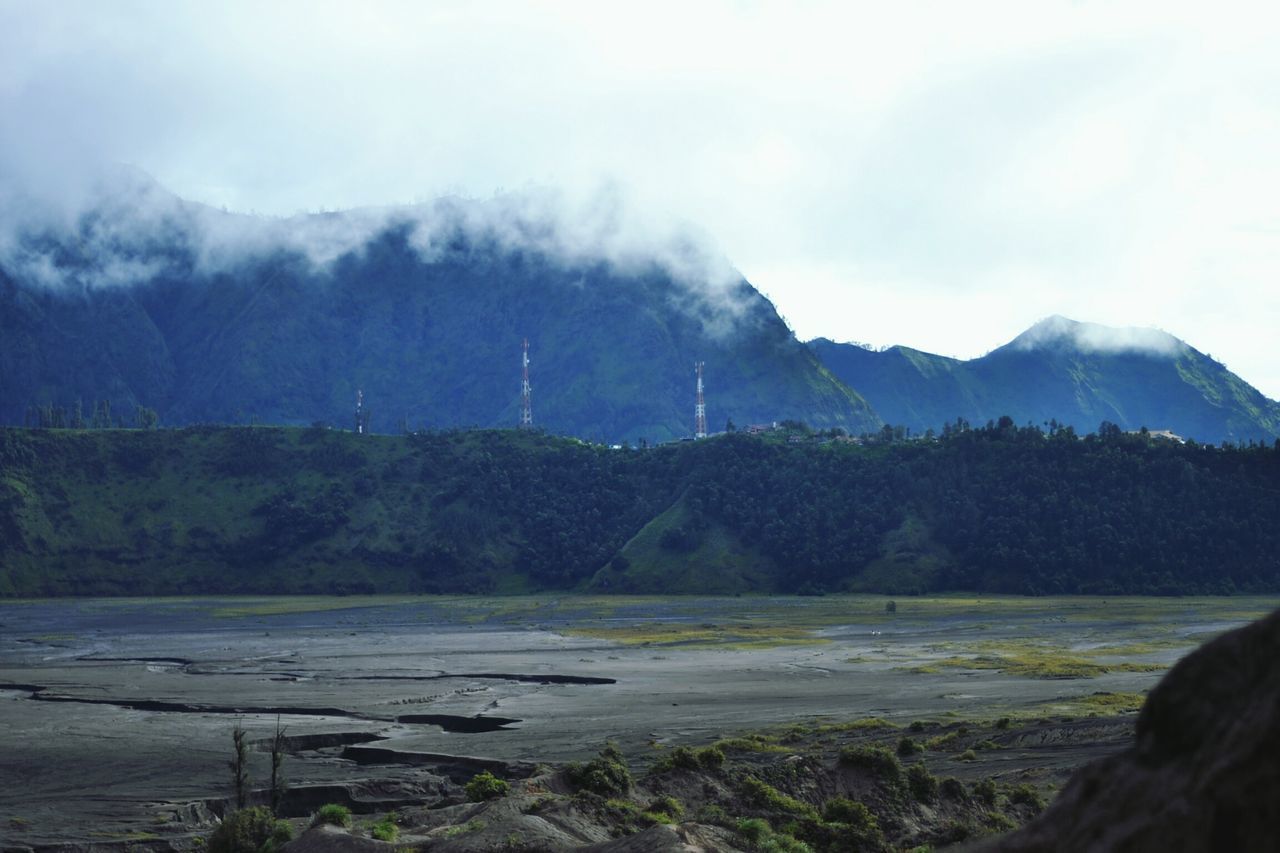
1008, 315, 1189, 358
0, 164, 748, 332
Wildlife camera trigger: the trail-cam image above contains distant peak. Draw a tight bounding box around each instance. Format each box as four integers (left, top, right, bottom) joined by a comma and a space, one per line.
1008, 316, 1187, 358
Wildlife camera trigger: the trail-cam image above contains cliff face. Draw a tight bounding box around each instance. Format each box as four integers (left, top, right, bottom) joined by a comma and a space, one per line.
989, 607, 1280, 852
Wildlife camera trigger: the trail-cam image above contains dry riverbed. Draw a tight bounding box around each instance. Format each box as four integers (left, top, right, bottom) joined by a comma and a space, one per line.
1, 595, 1275, 849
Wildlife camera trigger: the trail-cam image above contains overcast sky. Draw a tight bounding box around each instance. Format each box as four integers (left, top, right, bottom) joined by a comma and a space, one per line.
3, 1, 1279, 397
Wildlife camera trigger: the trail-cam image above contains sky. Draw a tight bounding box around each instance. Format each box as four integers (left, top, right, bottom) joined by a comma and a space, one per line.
3, 1, 1280, 398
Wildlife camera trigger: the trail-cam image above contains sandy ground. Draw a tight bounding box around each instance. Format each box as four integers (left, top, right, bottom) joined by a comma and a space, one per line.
1, 595, 1275, 847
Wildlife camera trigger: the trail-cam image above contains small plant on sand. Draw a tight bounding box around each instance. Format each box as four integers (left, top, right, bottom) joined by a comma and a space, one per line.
465, 771, 510, 802
310, 804, 352, 828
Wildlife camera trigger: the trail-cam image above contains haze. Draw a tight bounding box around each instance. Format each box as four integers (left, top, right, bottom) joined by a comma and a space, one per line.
3, 0, 1279, 397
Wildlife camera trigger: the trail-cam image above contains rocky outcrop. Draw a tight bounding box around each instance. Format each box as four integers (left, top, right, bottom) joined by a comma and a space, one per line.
989, 608, 1280, 852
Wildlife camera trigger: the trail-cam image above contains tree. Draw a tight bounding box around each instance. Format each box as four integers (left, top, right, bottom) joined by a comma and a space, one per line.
269, 717, 287, 814
725, 418, 737, 433
230, 721, 250, 809
135, 406, 159, 429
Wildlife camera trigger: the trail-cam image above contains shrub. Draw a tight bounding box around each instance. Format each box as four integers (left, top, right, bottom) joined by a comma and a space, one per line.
1008, 783, 1047, 811
735, 817, 812, 853
925, 730, 959, 750
566, 743, 632, 796
370, 815, 398, 842
955, 749, 978, 762
261, 820, 293, 853
939, 777, 967, 800
737, 817, 771, 845
651, 744, 725, 773
897, 736, 924, 756
465, 771, 510, 802
838, 745, 902, 782
741, 777, 819, 820
310, 804, 352, 828
906, 763, 938, 802
695, 745, 726, 769
973, 778, 998, 806
940, 820, 973, 843
646, 796, 683, 819
696, 803, 730, 825
208, 807, 276, 853
994, 717, 1012, 730
821, 797, 877, 831
908, 720, 926, 732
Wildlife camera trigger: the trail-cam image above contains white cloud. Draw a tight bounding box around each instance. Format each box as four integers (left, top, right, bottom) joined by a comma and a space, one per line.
1, 0, 1279, 395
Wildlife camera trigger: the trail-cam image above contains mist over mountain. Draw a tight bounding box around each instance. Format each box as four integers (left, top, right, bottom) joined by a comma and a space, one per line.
810, 316, 1280, 445
0, 171, 877, 441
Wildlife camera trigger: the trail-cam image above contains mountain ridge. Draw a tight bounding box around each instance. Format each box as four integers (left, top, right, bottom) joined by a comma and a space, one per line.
810, 317, 1280, 445
0, 175, 879, 442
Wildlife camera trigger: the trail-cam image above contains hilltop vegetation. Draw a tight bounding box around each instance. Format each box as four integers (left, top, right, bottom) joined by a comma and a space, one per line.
2, 422, 1279, 597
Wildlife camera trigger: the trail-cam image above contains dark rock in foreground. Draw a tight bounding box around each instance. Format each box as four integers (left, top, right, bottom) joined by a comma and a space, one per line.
989, 608, 1280, 852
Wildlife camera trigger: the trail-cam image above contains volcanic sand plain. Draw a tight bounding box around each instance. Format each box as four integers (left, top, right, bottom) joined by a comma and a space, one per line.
2, 594, 1276, 846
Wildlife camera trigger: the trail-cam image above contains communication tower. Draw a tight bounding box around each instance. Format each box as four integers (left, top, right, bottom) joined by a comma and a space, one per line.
355, 389, 366, 434
694, 362, 707, 439
519, 339, 533, 428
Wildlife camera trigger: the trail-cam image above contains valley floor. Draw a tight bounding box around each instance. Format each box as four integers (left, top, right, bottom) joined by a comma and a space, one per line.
1, 594, 1275, 849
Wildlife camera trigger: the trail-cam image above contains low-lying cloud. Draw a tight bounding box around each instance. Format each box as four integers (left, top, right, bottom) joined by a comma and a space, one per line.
1013, 315, 1188, 358
0, 164, 750, 334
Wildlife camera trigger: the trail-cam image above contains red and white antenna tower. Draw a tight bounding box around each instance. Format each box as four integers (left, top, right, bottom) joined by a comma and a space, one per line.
694, 361, 707, 439
519, 338, 533, 428
355, 389, 365, 434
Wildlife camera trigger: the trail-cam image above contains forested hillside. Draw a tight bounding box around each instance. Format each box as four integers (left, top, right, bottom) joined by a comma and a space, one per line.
3, 423, 1278, 597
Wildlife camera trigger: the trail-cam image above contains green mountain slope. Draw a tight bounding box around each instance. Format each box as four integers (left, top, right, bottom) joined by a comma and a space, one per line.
3, 425, 1279, 597
0, 180, 878, 442
810, 316, 1280, 444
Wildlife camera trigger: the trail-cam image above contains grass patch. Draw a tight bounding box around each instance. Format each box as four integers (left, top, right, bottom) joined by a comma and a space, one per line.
911, 639, 1170, 679
814, 716, 897, 734
562, 622, 827, 649
715, 733, 791, 754
1074, 691, 1147, 713
441, 819, 485, 838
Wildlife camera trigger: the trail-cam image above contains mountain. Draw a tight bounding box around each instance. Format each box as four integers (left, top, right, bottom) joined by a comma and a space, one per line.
810, 316, 1280, 445
0, 173, 878, 442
